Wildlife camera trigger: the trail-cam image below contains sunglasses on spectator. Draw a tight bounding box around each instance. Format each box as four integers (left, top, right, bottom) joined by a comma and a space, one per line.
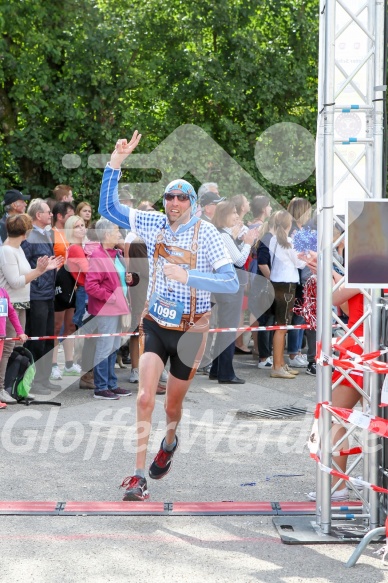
164, 193, 190, 202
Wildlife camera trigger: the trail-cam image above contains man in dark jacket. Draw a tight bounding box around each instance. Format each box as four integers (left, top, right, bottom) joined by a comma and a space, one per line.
0, 189, 30, 243
22, 199, 58, 394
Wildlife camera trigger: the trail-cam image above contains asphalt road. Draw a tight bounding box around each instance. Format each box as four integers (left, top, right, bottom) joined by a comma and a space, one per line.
0, 352, 386, 582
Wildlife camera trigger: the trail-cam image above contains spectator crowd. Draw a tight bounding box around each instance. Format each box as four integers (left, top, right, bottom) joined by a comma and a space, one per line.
0, 181, 324, 408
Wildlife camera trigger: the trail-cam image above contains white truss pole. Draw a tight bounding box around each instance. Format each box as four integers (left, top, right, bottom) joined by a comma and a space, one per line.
369, 0, 386, 529
317, 0, 337, 535
315, 0, 328, 530
317, 0, 386, 535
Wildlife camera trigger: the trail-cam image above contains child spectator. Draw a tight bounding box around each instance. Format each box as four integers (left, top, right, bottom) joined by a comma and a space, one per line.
0, 287, 28, 406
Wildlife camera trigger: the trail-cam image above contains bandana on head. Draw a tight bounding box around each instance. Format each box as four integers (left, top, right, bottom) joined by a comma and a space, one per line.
163, 179, 197, 216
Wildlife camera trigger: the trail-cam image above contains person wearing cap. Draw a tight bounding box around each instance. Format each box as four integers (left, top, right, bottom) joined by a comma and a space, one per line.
0, 189, 31, 244
198, 187, 225, 223
99, 131, 239, 502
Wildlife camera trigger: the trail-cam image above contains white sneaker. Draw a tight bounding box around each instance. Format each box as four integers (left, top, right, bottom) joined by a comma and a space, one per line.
258, 357, 273, 369
307, 488, 349, 501
0, 389, 17, 403
129, 368, 139, 383
287, 355, 307, 368
50, 366, 63, 381
159, 369, 168, 387
63, 364, 81, 377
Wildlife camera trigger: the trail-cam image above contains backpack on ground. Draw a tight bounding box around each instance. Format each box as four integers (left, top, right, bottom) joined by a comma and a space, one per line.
4, 346, 35, 401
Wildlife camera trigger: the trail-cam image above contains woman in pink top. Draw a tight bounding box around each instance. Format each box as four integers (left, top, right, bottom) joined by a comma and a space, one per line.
0, 288, 28, 408
85, 218, 132, 400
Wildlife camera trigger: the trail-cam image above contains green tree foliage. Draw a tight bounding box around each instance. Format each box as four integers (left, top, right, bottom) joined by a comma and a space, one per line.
0, 0, 318, 206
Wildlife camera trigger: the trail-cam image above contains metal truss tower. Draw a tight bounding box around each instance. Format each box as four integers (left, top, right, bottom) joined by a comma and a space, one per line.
316, 0, 387, 540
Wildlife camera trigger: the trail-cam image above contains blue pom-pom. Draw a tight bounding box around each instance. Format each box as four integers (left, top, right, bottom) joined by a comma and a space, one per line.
293, 227, 317, 253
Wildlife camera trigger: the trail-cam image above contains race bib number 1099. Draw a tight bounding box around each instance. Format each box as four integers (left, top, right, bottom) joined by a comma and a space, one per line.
148, 293, 184, 328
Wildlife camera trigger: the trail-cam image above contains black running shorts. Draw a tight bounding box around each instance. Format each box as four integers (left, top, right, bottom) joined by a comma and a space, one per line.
140, 317, 206, 381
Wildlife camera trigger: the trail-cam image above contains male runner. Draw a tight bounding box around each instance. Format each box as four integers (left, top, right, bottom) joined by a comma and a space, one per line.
99, 131, 238, 501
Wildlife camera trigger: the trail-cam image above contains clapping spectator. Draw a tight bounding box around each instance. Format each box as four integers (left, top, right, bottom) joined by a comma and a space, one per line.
0, 214, 59, 402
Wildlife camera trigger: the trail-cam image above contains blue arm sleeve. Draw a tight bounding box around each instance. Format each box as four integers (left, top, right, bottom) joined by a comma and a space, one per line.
187, 263, 239, 294
98, 165, 135, 230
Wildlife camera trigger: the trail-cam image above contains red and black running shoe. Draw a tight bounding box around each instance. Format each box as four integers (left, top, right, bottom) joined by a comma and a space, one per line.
121, 475, 149, 501
149, 435, 179, 480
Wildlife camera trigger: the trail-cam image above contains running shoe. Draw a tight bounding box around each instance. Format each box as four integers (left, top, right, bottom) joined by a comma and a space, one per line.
50, 366, 63, 381
129, 368, 139, 383
0, 389, 16, 403
196, 364, 212, 375
63, 364, 81, 376
149, 436, 179, 480
307, 488, 349, 501
121, 475, 149, 501
110, 387, 132, 397
287, 355, 307, 368
257, 357, 272, 369
306, 362, 317, 376
93, 390, 120, 400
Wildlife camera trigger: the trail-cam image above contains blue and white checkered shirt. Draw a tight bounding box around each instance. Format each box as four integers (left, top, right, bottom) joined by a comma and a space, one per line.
99, 165, 234, 313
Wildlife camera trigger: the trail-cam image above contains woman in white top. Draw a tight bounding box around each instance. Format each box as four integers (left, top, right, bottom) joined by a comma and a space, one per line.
0, 213, 59, 402
269, 210, 306, 379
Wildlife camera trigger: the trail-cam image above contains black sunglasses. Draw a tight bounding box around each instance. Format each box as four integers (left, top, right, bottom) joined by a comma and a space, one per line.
164, 193, 190, 202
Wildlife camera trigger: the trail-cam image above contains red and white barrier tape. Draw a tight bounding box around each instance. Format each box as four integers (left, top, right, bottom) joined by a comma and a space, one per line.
308, 410, 388, 497
309, 452, 388, 496
2, 323, 317, 342
332, 447, 363, 457
323, 403, 388, 438
317, 342, 388, 374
